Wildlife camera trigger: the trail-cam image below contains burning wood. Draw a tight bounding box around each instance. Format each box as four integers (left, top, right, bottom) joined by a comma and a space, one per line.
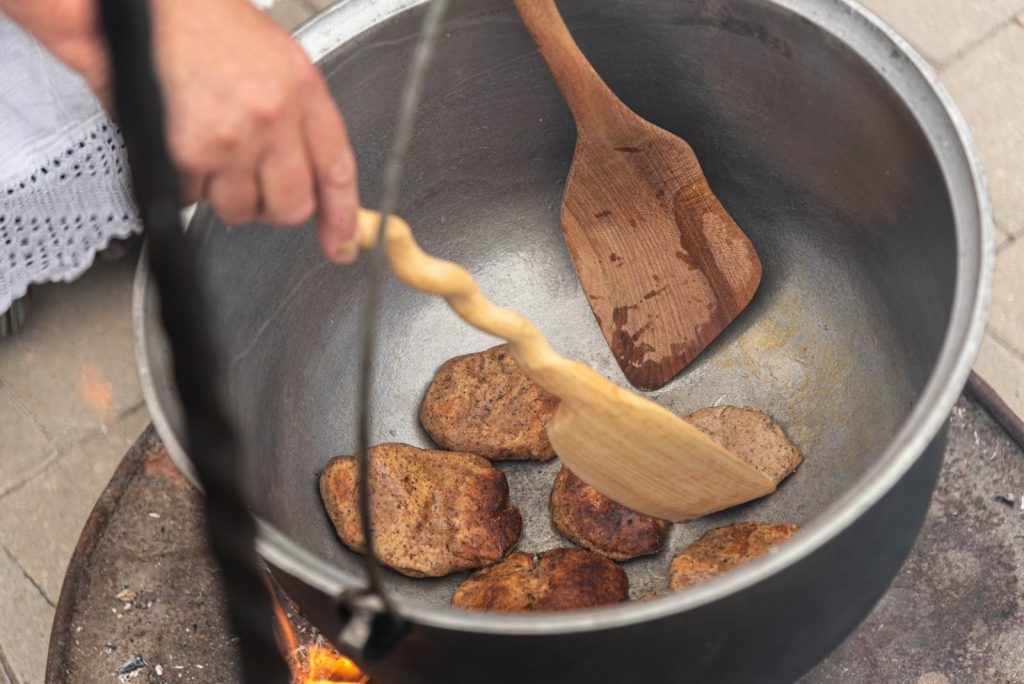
270, 581, 370, 683
304, 647, 368, 683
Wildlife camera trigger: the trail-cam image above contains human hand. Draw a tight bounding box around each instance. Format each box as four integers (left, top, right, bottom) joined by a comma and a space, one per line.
151, 0, 360, 262
2, 0, 360, 262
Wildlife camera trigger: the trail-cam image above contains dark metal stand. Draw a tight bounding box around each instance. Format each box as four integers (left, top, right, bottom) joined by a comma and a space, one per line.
47, 391, 1024, 682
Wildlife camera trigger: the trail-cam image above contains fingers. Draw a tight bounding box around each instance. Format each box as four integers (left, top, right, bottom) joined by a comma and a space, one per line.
197, 113, 315, 229
179, 173, 205, 206
158, 7, 360, 261
304, 79, 360, 264
184, 122, 357, 257
256, 121, 316, 227
207, 170, 259, 224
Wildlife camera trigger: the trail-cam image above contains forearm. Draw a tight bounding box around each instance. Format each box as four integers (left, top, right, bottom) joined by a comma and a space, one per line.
1, 0, 96, 58
1, 0, 107, 96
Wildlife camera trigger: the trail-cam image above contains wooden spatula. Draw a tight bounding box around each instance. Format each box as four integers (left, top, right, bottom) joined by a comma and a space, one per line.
355, 209, 773, 521
513, 0, 762, 391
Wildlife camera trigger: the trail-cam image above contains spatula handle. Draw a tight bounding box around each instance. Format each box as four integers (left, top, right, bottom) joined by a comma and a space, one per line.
356, 209, 577, 395
512, 0, 627, 127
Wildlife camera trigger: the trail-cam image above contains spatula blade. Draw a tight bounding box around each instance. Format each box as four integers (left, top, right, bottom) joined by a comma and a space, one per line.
562, 130, 762, 391
546, 393, 776, 522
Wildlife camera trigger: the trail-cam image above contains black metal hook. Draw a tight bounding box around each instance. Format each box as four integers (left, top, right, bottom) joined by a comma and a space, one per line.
96, 1, 290, 681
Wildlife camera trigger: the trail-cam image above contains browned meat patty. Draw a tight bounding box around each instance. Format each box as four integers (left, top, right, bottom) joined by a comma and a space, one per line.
550, 466, 670, 561
685, 405, 803, 485
451, 547, 629, 613
419, 345, 560, 461
668, 521, 799, 590
319, 443, 522, 578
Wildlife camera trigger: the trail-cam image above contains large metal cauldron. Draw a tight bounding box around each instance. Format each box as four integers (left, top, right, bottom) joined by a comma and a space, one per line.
134, 0, 993, 681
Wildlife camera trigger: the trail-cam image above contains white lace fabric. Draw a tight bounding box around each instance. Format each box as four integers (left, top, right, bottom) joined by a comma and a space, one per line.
1, 0, 287, 314
1, 16, 140, 314
0, 115, 140, 313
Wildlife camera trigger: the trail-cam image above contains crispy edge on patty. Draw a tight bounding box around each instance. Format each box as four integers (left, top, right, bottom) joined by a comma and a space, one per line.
319, 443, 522, 578
668, 521, 799, 590
550, 466, 670, 561
452, 547, 629, 613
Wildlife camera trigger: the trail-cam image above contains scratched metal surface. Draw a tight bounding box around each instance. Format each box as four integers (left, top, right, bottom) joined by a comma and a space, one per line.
138, 0, 959, 608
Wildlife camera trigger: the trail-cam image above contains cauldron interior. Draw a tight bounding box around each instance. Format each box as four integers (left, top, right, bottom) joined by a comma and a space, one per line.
146, 0, 956, 607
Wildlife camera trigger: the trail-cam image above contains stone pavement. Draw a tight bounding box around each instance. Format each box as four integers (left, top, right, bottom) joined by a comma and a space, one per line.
0, 1, 1022, 683
0, 259, 150, 684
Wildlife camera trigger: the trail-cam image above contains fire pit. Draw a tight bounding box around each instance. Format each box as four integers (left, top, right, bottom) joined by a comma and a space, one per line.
43, 428, 370, 684
45, 382, 1024, 682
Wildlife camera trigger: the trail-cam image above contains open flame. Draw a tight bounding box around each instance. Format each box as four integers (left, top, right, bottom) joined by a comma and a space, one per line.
304, 648, 369, 684
270, 584, 370, 683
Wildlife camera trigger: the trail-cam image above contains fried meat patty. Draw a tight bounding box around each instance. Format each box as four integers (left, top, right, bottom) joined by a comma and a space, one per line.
550, 466, 670, 561
420, 345, 559, 461
319, 443, 522, 577
685, 405, 803, 485
668, 521, 799, 590
452, 547, 629, 612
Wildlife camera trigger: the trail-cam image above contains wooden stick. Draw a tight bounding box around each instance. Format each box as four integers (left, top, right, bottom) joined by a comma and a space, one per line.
357, 209, 586, 400
510, 0, 630, 128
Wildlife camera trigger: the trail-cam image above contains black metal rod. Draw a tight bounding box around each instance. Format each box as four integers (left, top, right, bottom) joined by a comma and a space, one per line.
96, 1, 290, 681
355, 0, 450, 614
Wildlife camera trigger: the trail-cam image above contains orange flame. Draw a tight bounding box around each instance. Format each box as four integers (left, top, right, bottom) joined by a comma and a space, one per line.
269, 583, 369, 683
304, 647, 367, 683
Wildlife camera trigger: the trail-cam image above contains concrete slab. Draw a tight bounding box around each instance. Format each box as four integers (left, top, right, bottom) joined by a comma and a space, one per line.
987, 236, 1024, 350
106, 402, 151, 456
975, 333, 1024, 419
0, 429, 128, 604
0, 260, 142, 446
856, 0, 1024, 65
942, 23, 1024, 239
0, 386, 52, 495
304, 0, 337, 12
0, 545, 53, 684
266, 0, 314, 30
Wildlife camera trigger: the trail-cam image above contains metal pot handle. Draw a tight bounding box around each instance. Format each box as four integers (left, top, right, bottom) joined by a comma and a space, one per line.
334, 0, 450, 665
334, 589, 408, 660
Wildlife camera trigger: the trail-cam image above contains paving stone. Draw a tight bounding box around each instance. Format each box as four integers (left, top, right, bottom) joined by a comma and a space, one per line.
265, 0, 315, 30
998, 229, 1012, 249
857, 0, 1024, 65
106, 402, 151, 455
986, 234, 1024, 348
974, 332, 1024, 418
0, 430, 126, 604
0, 259, 141, 445
0, 387, 52, 495
942, 23, 1024, 238
0, 647, 15, 684
303, 0, 337, 11
0, 545, 54, 684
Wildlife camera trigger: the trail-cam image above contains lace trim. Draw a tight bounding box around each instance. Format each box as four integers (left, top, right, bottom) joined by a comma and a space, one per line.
0, 116, 141, 313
